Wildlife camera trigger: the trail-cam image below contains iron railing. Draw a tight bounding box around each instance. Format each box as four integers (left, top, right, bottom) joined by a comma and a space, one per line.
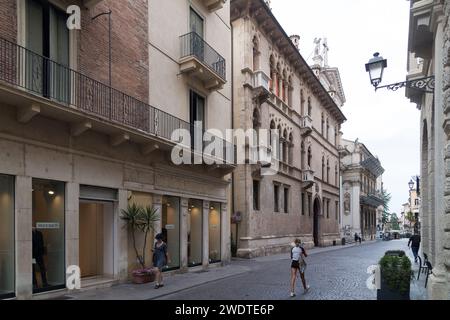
180, 32, 226, 81
0, 37, 234, 165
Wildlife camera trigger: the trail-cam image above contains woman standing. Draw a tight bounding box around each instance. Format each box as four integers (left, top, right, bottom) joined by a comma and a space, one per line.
153, 233, 169, 289
290, 239, 310, 297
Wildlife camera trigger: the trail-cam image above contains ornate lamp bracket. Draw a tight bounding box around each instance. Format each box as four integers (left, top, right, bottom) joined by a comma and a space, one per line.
375, 76, 435, 94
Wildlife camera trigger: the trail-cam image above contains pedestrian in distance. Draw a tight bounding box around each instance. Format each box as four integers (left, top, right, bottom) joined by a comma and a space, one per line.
408, 231, 421, 263
153, 233, 170, 289
290, 239, 310, 297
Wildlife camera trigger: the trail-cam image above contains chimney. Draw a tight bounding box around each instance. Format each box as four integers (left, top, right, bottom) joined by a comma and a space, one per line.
290, 35, 300, 50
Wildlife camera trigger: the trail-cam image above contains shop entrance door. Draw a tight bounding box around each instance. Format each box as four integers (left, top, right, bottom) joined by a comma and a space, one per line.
79, 201, 114, 279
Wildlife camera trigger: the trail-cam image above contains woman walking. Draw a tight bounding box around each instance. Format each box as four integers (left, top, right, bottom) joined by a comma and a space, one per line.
153, 233, 169, 289
290, 239, 310, 297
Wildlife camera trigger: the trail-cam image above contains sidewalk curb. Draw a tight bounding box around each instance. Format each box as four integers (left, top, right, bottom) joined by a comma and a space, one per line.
148, 267, 251, 300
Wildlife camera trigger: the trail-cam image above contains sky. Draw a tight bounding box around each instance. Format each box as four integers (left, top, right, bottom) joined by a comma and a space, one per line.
270, 0, 420, 214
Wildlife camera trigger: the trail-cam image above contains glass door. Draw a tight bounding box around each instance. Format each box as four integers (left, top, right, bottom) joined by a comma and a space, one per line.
190, 8, 204, 60
188, 199, 203, 267
162, 196, 180, 271
209, 203, 221, 264
32, 179, 65, 294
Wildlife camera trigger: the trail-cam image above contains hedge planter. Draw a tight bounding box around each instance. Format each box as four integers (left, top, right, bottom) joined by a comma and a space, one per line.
377, 250, 412, 300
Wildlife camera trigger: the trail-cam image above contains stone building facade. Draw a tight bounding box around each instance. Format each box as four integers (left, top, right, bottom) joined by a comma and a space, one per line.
406, 0, 449, 299
339, 139, 384, 242
230, 0, 346, 258
0, 0, 233, 300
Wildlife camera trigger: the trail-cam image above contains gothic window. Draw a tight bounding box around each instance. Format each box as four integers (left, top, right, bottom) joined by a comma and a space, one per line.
335, 164, 338, 186
288, 132, 294, 165
326, 159, 330, 183
335, 125, 339, 146
326, 118, 330, 140
322, 156, 325, 181
300, 89, 305, 115
307, 97, 312, 116
301, 142, 305, 169
252, 36, 260, 71
308, 146, 312, 167
269, 55, 276, 92
321, 113, 325, 136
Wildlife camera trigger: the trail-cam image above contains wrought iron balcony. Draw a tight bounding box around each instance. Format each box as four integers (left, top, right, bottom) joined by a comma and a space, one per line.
302, 169, 315, 189
179, 32, 226, 91
0, 37, 235, 167
201, 0, 226, 12
300, 115, 313, 136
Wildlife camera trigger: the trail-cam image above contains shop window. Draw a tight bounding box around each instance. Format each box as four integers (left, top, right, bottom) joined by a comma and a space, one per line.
32, 179, 65, 293
274, 185, 279, 213
284, 188, 289, 213
209, 202, 221, 264
188, 199, 203, 267
162, 196, 181, 270
0, 175, 14, 299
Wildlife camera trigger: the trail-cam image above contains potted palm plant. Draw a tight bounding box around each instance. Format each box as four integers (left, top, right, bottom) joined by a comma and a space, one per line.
120, 203, 160, 284
377, 250, 413, 300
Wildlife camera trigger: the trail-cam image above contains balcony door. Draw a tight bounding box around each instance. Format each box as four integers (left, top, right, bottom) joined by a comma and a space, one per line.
26, 0, 70, 103
190, 91, 205, 149
190, 8, 204, 60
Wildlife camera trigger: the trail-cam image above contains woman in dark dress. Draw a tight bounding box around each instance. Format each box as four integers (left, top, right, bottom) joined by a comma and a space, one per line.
153, 233, 169, 289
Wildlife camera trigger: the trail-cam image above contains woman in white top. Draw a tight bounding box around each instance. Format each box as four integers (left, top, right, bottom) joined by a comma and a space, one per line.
290, 239, 310, 297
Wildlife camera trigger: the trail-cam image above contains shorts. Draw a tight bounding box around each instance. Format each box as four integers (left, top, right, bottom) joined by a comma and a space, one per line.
291, 260, 307, 273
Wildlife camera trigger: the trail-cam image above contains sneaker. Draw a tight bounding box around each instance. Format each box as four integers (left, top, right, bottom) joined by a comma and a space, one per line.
290, 292, 296, 297
304, 285, 310, 294
154, 284, 160, 289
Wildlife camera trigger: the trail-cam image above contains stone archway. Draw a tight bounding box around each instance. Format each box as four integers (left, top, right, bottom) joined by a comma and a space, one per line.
313, 197, 321, 247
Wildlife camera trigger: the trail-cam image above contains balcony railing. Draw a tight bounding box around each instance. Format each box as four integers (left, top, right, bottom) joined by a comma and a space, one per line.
0, 37, 235, 165
180, 32, 226, 81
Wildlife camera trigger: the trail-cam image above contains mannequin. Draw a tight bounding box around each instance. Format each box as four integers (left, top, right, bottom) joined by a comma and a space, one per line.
32, 226, 49, 288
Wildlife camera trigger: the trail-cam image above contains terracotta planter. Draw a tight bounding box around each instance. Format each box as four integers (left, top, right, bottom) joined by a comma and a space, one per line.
132, 272, 156, 284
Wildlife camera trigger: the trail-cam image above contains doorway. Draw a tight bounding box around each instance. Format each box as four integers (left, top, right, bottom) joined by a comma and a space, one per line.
313, 198, 321, 247
79, 201, 114, 279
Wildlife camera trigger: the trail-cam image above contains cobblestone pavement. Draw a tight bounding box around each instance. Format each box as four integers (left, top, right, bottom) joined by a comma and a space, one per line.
159, 239, 423, 300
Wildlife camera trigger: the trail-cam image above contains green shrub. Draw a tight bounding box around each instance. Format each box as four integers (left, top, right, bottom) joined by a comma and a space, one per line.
379, 251, 413, 295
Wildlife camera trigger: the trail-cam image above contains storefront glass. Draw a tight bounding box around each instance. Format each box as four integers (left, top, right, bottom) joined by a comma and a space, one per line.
162, 196, 180, 270
0, 175, 14, 299
209, 202, 221, 263
32, 179, 65, 293
188, 199, 203, 267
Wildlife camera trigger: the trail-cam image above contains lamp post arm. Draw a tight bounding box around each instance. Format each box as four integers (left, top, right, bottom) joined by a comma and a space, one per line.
375, 76, 435, 94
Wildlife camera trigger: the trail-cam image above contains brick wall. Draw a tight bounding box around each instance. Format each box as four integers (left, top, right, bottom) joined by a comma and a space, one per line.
78, 0, 149, 103
0, 0, 17, 43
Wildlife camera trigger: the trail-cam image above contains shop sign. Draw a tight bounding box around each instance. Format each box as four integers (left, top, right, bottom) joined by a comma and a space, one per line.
37, 222, 60, 229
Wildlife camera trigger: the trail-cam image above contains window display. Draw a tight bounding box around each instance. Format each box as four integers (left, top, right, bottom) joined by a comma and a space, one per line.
209, 203, 221, 263
32, 179, 65, 293
162, 196, 180, 270
188, 199, 203, 267
0, 175, 14, 299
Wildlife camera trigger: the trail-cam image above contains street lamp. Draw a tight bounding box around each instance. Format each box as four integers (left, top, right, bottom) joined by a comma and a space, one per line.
365, 52, 387, 88
365, 52, 435, 94
408, 179, 415, 191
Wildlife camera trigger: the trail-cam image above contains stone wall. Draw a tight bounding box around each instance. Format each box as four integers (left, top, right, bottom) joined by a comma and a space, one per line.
0, 0, 17, 43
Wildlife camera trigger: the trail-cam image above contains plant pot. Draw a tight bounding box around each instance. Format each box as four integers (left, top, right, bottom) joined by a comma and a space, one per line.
377, 277, 410, 300
132, 272, 156, 284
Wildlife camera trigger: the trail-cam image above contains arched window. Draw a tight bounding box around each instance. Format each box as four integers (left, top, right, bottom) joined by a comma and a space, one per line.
321, 113, 325, 135
326, 118, 330, 140
283, 129, 288, 163
276, 63, 281, 97
301, 142, 305, 169
307, 97, 312, 116
335, 164, 338, 186
288, 132, 293, 165
335, 125, 338, 146
308, 147, 312, 167
322, 156, 325, 181
278, 125, 283, 161
252, 36, 260, 71
269, 120, 276, 148
326, 159, 330, 183
288, 76, 293, 107
282, 70, 287, 102
300, 89, 305, 115
269, 55, 276, 92
253, 108, 261, 146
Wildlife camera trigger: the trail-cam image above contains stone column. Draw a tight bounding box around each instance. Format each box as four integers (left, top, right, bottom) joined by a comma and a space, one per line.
116, 189, 129, 281
65, 182, 79, 274
15, 176, 32, 299
202, 201, 210, 268
221, 202, 230, 263
180, 198, 189, 271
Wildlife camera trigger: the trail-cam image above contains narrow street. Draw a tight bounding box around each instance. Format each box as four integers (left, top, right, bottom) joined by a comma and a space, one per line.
159, 239, 423, 300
